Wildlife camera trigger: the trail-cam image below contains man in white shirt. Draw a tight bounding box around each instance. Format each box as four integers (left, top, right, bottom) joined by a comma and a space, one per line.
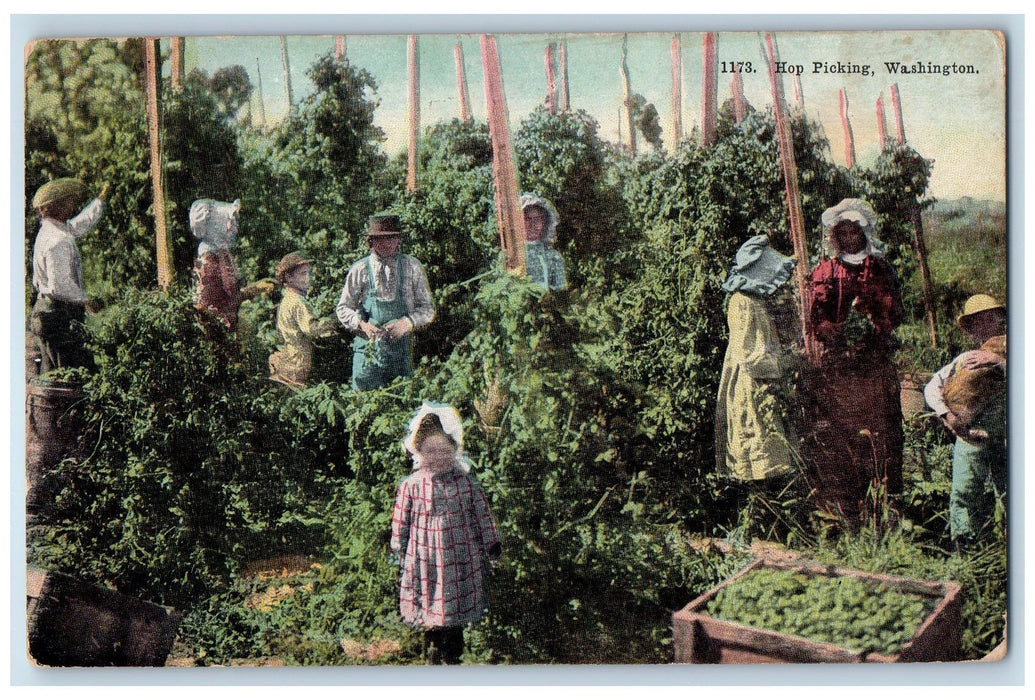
29, 178, 109, 373
336, 215, 434, 391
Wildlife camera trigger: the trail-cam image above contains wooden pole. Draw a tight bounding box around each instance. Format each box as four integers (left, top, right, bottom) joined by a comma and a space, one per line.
876, 94, 888, 150
730, 71, 746, 123
670, 34, 682, 147
839, 88, 856, 169
559, 40, 570, 111
480, 34, 526, 275
280, 36, 294, 115
701, 32, 718, 147
407, 34, 420, 192
255, 58, 267, 127
912, 207, 938, 347
170, 37, 185, 89
620, 34, 636, 156
454, 42, 472, 122
144, 39, 173, 290
890, 82, 906, 145
335, 35, 346, 62
545, 43, 557, 114
792, 72, 804, 110
764, 32, 814, 361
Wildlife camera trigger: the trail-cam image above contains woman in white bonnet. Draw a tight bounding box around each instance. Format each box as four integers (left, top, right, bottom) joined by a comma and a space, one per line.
803, 198, 905, 522
520, 193, 567, 291
190, 198, 273, 332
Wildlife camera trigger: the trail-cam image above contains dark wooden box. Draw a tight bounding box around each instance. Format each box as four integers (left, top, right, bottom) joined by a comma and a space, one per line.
27, 567, 182, 667
672, 557, 962, 664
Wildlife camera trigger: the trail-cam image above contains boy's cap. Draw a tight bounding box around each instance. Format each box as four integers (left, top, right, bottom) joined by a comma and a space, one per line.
958, 294, 1005, 325
367, 214, 404, 238
275, 252, 313, 283
33, 178, 87, 210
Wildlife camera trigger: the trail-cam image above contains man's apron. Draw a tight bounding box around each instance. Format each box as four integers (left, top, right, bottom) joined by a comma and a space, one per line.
352, 256, 412, 391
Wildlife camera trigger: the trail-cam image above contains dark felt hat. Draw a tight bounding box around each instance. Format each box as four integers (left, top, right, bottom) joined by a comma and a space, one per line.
366, 214, 404, 238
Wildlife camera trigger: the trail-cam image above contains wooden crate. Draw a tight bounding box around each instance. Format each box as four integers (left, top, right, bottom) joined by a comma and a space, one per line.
672, 557, 962, 664
27, 567, 182, 667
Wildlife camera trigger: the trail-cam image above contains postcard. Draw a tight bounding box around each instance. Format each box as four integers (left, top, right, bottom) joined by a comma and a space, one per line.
19, 21, 1010, 677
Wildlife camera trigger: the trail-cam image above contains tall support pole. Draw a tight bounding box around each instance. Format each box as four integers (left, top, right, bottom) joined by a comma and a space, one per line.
839, 88, 856, 169
792, 72, 804, 111
890, 82, 906, 145
545, 43, 557, 114
454, 42, 472, 122
255, 58, 267, 127
670, 34, 682, 147
335, 35, 346, 62
764, 32, 814, 362
730, 71, 746, 123
407, 35, 420, 193
620, 34, 636, 156
559, 40, 570, 111
480, 34, 526, 275
876, 94, 888, 150
701, 32, 718, 147
144, 38, 173, 291
170, 37, 185, 89
280, 36, 294, 115
912, 208, 939, 347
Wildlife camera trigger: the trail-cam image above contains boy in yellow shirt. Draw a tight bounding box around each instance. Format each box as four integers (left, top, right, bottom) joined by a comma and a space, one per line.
268, 253, 339, 389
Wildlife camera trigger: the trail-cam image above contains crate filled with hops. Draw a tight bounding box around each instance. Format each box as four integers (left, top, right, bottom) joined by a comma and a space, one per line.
672, 557, 962, 663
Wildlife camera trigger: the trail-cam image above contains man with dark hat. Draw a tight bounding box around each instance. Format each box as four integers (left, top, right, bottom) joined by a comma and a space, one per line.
268, 252, 339, 390
336, 214, 434, 391
29, 178, 110, 373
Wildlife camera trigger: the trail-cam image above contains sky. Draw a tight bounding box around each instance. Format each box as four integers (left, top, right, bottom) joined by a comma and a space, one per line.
184, 29, 1006, 201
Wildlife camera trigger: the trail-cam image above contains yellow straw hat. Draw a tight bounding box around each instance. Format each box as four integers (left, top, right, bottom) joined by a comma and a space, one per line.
957, 294, 1005, 326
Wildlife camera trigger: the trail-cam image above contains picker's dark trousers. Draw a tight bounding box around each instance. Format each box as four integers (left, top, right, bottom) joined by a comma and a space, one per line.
424, 627, 464, 665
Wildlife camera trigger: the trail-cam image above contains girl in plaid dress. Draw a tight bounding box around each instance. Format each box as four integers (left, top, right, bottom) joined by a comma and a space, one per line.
391, 404, 501, 664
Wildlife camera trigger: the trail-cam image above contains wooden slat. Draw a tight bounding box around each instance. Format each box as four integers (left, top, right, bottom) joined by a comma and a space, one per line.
407, 34, 419, 192
545, 43, 557, 114
670, 34, 682, 146
480, 35, 526, 274
876, 94, 888, 150
144, 38, 173, 290
454, 42, 472, 123
701, 32, 717, 147
839, 88, 856, 168
763, 33, 814, 362
891, 82, 906, 145
558, 40, 570, 111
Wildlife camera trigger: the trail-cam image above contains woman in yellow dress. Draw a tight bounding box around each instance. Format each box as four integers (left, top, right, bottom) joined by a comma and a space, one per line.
714, 235, 798, 484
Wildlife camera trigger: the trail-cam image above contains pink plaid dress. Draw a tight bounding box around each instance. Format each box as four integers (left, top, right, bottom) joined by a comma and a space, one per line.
391, 468, 500, 628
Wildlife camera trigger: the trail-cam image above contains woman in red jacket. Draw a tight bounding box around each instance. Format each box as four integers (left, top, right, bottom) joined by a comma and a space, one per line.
802, 198, 905, 523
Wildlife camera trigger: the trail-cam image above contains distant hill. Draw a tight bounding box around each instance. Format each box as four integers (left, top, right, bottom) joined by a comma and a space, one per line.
929, 197, 1005, 219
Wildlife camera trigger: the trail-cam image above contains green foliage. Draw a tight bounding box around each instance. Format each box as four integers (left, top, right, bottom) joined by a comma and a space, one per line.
627, 93, 663, 150
855, 145, 936, 313
515, 107, 634, 281
239, 54, 394, 292
209, 65, 253, 118
30, 290, 343, 608
398, 119, 499, 360
25, 39, 154, 293
162, 82, 245, 280
413, 271, 734, 662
